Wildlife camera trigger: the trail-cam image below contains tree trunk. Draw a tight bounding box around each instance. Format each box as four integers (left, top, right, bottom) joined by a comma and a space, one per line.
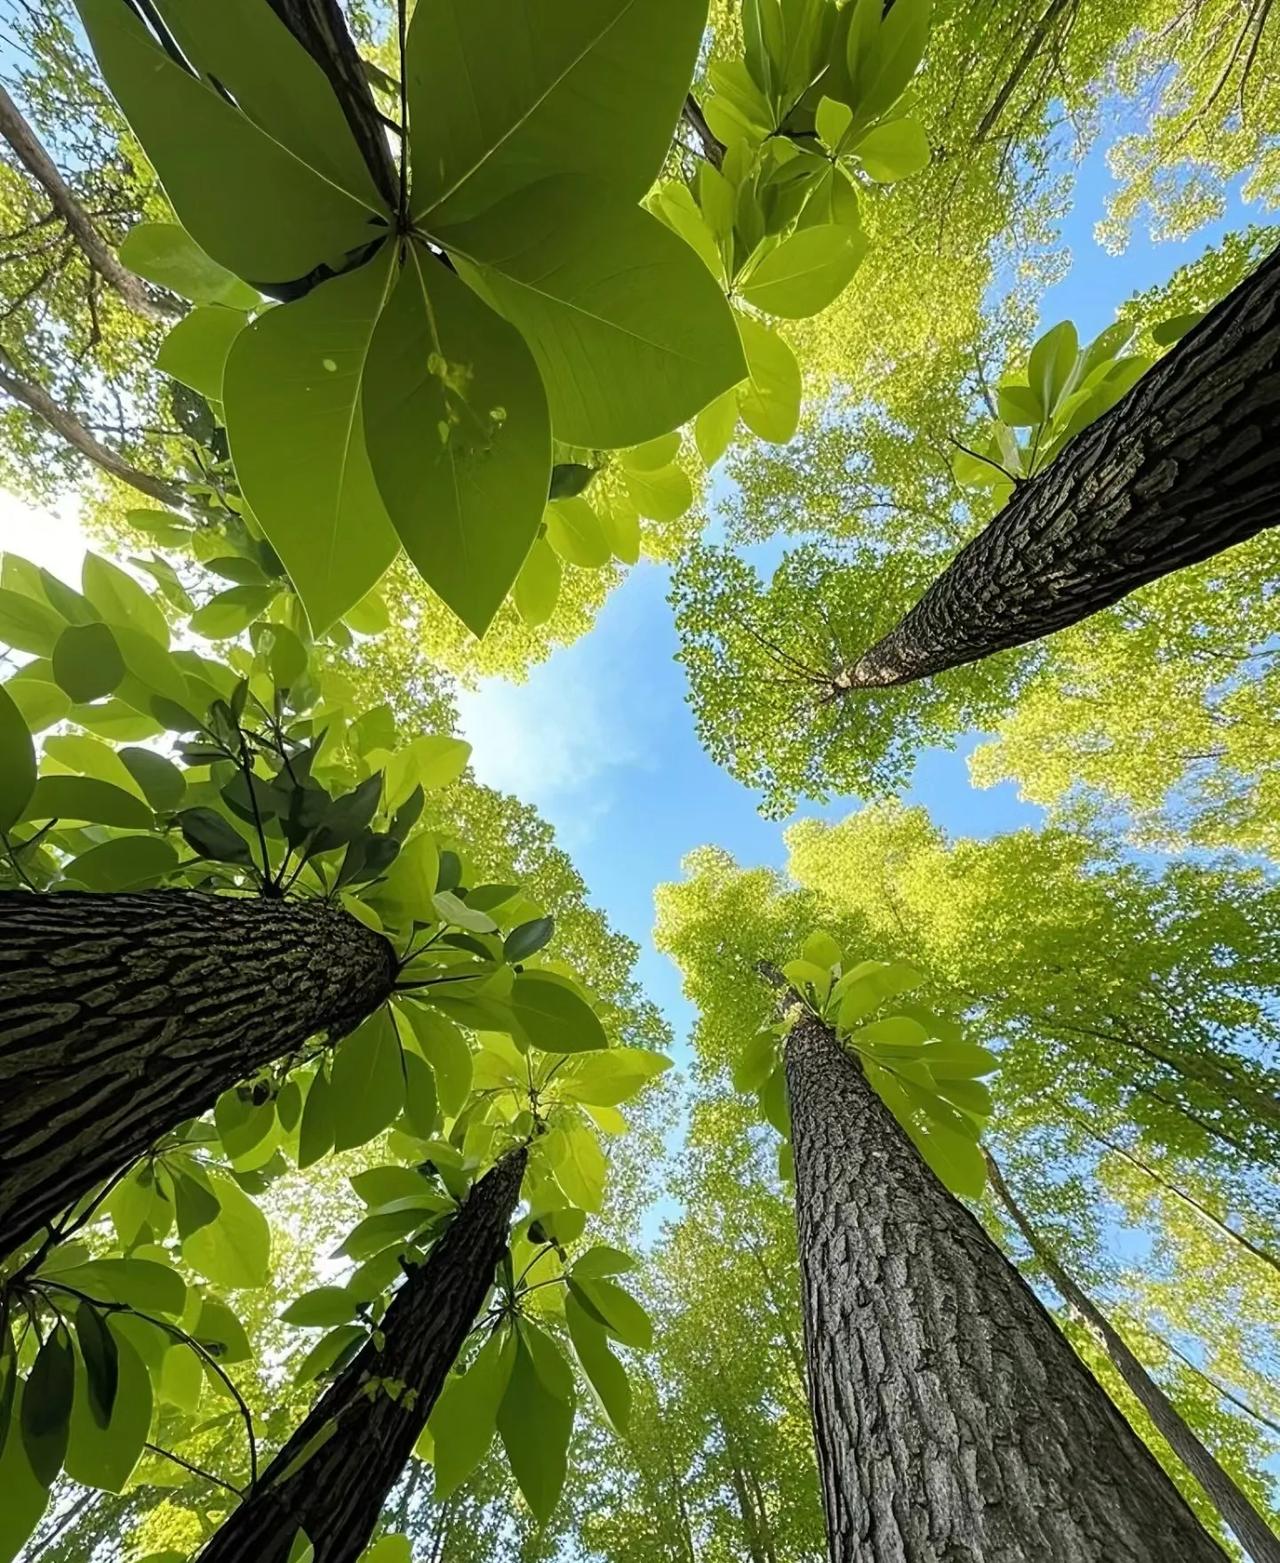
0, 83, 181, 323
835, 243, 1280, 689
266, 0, 399, 211
0, 349, 189, 510
198, 1147, 528, 1563
985, 1152, 1280, 1563
0, 890, 396, 1259
783, 1011, 1229, 1562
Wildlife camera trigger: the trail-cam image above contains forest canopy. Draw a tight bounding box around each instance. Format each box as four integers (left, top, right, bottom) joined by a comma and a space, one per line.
0, 0, 1277, 1561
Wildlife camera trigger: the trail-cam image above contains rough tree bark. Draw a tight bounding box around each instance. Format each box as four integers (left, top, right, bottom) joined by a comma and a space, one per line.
783, 1010, 1229, 1562
0, 349, 189, 510
0, 890, 396, 1260
266, 0, 400, 211
0, 83, 180, 323
198, 1147, 528, 1563
985, 1152, 1280, 1563
833, 242, 1280, 690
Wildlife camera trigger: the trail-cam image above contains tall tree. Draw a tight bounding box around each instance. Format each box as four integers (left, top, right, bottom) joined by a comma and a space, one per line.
785, 1006, 1227, 1561
984, 1151, 1280, 1563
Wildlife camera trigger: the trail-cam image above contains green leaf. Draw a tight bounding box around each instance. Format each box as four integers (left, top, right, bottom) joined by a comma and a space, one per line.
23, 775, 151, 829
0, 587, 64, 655
553, 1123, 607, 1211
400, 1005, 473, 1117
736, 313, 801, 443
760, 1064, 791, 1136
512, 539, 562, 626
545, 499, 612, 568
298, 1064, 337, 1169
118, 221, 259, 308
4, 678, 68, 735
72, 1305, 118, 1429
55, 1257, 186, 1316
571, 1277, 652, 1348
560, 1047, 671, 1106
51, 621, 125, 702
597, 493, 641, 566
402, 1049, 440, 1140
407, 0, 706, 225
510, 971, 607, 1053
906, 1117, 987, 1199
695, 388, 739, 469
1028, 320, 1079, 420
177, 807, 254, 866
740, 224, 866, 319
359, 1538, 411, 1563
565, 1292, 630, 1434
846, 0, 930, 126
331, 1011, 406, 1152
428, 1328, 516, 1498
74, 0, 385, 287
382, 734, 472, 806
363, 243, 549, 637
921, 1041, 999, 1079
996, 382, 1043, 426
444, 178, 746, 448
619, 433, 681, 472
816, 94, 853, 148
150, 0, 383, 207
852, 115, 930, 182
835, 961, 925, 1026
0, 1384, 47, 1560
0, 686, 35, 831
732, 1030, 779, 1094
497, 1324, 575, 1523
155, 305, 246, 399
504, 917, 555, 962
193, 1295, 253, 1364
622, 464, 693, 523
82, 553, 170, 648
189, 583, 277, 640
572, 1245, 637, 1280
296, 1325, 365, 1385
119, 747, 185, 812
224, 254, 400, 635
282, 1287, 360, 1328
21, 1325, 74, 1485
1151, 310, 1203, 346
65, 835, 178, 891
182, 1173, 272, 1289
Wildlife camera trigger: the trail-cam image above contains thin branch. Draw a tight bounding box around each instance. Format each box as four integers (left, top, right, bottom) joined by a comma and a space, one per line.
0, 82, 181, 322
145, 1441, 245, 1498
0, 347, 188, 509
682, 94, 725, 169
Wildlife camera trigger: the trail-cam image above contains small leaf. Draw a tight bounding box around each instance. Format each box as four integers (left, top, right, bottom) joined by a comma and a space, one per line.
73, 1305, 119, 1429
118, 221, 259, 308
504, 917, 555, 962
21, 1325, 74, 1486
0, 686, 36, 831
51, 622, 125, 702
510, 972, 607, 1053
281, 1287, 360, 1328
177, 807, 254, 865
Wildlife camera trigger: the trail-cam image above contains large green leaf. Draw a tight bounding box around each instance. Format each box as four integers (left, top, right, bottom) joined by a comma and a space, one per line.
739, 224, 866, 319
400, 1004, 473, 1117
151, 0, 384, 207
74, 0, 386, 287
21, 1326, 73, 1485
443, 178, 746, 448
118, 222, 260, 309
51, 622, 125, 703
408, 0, 707, 225
497, 1323, 575, 1523
0, 587, 64, 655
155, 305, 247, 400
428, 1328, 516, 1499
182, 1173, 271, 1289
0, 1385, 48, 1563
224, 254, 400, 633
363, 243, 548, 636
65, 835, 178, 891
512, 538, 562, 626
565, 1291, 630, 1434
331, 1010, 406, 1151
22, 775, 151, 829
737, 313, 801, 442
545, 499, 612, 568
510, 972, 607, 1053
0, 686, 35, 832
63, 1321, 151, 1494
559, 1048, 671, 1107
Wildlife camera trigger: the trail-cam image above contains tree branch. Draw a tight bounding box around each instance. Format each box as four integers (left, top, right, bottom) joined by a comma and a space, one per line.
682, 94, 725, 169
0, 83, 181, 323
0, 348, 187, 509
266, 0, 399, 211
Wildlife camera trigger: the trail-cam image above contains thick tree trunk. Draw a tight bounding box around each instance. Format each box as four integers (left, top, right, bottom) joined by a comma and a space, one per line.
835, 243, 1280, 689
985, 1153, 1280, 1563
198, 1147, 528, 1563
783, 1011, 1228, 1562
0, 83, 181, 323
0, 890, 396, 1259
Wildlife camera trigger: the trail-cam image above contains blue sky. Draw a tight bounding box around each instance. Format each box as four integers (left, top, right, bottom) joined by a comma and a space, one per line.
457, 127, 1260, 1063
